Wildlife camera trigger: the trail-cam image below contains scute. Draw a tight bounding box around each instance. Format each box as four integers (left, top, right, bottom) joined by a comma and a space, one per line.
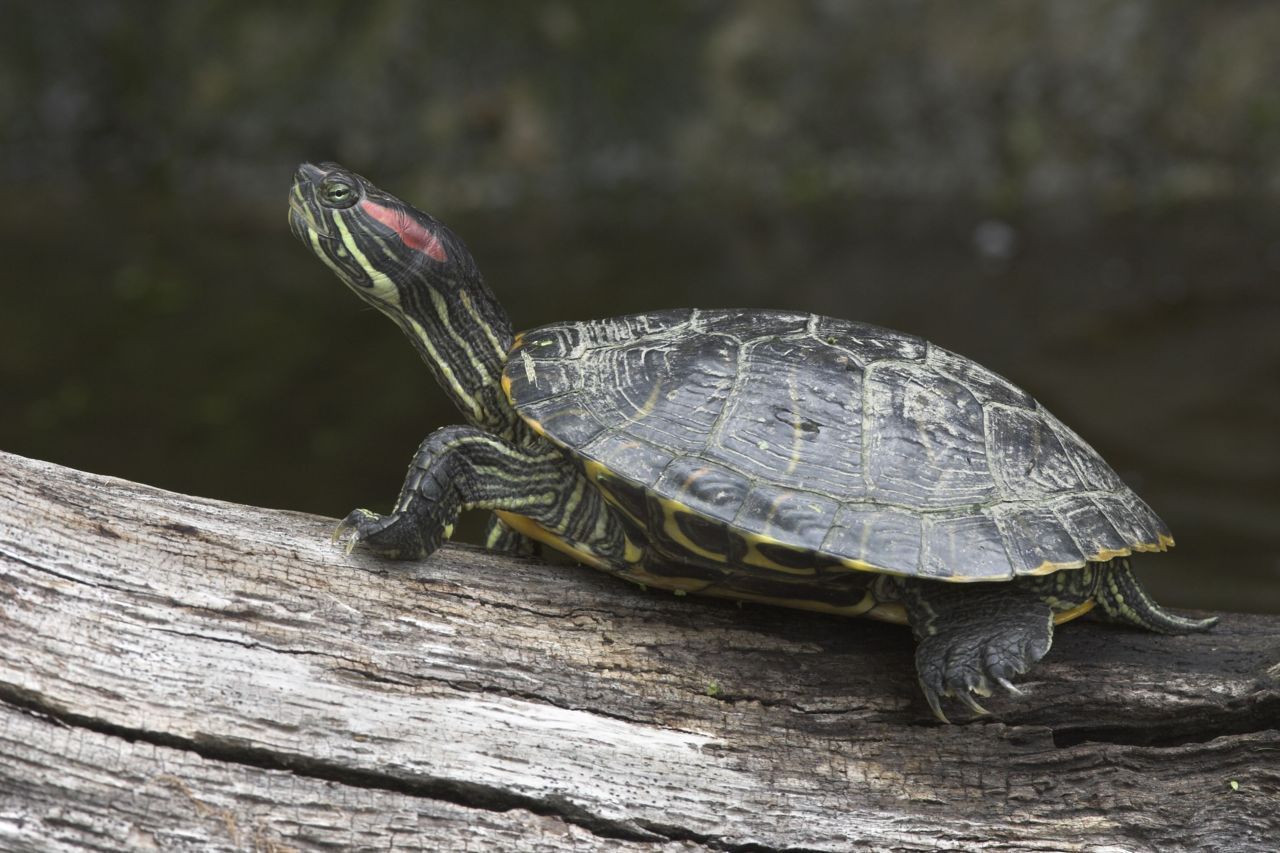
582, 431, 673, 486
713, 336, 868, 496
824, 505, 923, 573
921, 513, 1012, 580
863, 361, 995, 507
990, 504, 1087, 574
504, 309, 1173, 581
734, 485, 840, 552
653, 457, 751, 521
986, 404, 1084, 497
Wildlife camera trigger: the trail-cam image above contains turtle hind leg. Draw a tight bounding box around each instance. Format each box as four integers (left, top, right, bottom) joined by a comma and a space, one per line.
895, 578, 1055, 723
1093, 557, 1218, 634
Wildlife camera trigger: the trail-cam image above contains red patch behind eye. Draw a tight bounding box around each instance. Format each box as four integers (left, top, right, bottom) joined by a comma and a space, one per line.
359, 200, 448, 262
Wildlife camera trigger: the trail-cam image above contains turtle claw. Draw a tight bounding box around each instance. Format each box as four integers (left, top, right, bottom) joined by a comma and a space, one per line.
957, 690, 989, 716
332, 508, 385, 555
330, 506, 442, 560
332, 507, 376, 548
910, 591, 1054, 723
922, 685, 950, 725
915, 647, 1006, 722
995, 676, 1024, 696
919, 681, 987, 722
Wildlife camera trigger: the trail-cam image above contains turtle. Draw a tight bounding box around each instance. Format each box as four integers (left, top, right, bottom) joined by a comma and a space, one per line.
288, 161, 1215, 721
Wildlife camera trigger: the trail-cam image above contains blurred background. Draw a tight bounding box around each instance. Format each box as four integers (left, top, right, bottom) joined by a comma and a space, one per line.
1, 1, 1277, 612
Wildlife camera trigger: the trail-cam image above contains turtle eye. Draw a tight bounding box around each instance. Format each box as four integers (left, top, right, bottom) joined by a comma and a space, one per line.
319, 179, 358, 209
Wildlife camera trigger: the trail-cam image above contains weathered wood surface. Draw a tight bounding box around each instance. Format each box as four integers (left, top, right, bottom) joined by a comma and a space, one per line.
0, 450, 1277, 852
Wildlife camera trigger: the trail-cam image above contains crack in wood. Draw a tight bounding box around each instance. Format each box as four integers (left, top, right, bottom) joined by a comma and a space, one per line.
0, 545, 109, 589
1050, 694, 1280, 749
0, 682, 694, 848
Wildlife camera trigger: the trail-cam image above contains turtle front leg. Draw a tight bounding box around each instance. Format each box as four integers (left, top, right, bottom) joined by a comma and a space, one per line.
336, 425, 629, 565
895, 578, 1055, 723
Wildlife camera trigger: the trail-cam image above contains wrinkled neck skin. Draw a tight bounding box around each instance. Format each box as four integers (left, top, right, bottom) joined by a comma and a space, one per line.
390, 262, 528, 442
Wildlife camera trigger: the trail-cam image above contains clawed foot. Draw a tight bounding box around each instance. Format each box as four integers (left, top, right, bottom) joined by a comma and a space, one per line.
914, 605, 1053, 724
332, 507, 442, 560
332, 508, 384, 554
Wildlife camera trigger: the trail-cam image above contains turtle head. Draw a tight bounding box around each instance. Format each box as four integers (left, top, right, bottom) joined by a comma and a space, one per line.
288, 161, 480, 317
290, 162, 517, 435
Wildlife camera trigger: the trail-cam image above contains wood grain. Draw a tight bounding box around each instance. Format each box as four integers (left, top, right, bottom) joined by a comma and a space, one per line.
1, 450, 1277, 852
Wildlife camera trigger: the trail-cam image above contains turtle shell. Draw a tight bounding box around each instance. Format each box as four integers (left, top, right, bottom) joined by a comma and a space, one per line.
502, 309, 1172, 582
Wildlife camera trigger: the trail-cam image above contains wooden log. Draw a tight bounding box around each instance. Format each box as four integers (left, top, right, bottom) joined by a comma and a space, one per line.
0, 449, 1277, 852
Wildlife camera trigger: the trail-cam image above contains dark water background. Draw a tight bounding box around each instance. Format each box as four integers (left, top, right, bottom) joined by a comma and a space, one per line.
2, 2, 1277, 612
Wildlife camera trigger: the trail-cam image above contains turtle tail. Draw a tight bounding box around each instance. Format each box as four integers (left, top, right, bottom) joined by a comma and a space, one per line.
1094, 557, 1218, 634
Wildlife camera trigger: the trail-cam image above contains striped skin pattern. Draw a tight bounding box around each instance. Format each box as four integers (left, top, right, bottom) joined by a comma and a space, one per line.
290, 162, 1214, 721
343, 425, 635, 571
505, 309, 1174, 583
289, 162, 519, 439
288, 163, 644, 577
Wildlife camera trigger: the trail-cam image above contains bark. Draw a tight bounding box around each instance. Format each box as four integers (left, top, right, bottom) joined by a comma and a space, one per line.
1, 450, 1277, 852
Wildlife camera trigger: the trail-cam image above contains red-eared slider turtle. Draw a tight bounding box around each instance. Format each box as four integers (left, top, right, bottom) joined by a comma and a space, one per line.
288, 161, 1215, 721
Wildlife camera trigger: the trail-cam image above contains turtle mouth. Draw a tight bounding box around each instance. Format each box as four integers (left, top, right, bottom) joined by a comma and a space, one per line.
288, 164, 335, 240
288, 201, 330, 242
